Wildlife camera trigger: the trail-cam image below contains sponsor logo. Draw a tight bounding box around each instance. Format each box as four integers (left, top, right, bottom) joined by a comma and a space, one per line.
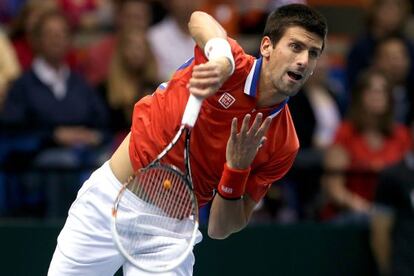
218, 92, 235, 109
221, 186, 233, 194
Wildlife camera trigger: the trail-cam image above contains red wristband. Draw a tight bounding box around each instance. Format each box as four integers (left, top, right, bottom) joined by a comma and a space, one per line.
217, 163, 251, 199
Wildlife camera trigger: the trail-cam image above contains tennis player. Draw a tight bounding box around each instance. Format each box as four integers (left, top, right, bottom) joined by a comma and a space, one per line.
48, 4, 327, 276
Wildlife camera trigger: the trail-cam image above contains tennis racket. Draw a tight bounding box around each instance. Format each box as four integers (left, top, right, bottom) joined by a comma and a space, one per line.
111, 94, 202, 273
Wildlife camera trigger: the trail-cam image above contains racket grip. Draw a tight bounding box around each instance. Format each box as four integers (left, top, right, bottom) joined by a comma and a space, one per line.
181, 94, 203, 127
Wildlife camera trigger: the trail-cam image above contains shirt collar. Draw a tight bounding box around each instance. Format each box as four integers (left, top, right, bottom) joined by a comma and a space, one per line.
243, 56, 289, 118
32, 58, 69, 100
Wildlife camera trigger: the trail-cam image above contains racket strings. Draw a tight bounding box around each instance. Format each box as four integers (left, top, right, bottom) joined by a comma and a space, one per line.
114, 166, 197, 269
132, 168, 193, 220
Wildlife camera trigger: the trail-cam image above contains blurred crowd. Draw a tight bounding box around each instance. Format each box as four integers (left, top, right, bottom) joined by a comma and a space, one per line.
1, 1, 414, 273
1, 0, 414, 274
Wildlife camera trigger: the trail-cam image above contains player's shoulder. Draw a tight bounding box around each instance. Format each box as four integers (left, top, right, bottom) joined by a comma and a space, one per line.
269, 107, 299, 152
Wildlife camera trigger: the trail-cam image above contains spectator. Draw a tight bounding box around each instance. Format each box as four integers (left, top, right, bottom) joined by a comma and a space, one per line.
81, 0, 153, 86
288, 53, 343, 219
0, 30, 20, 110
370, 124, 414, 276
97, 27, 159, 143
372, 35, 413, 124
200, 0, 240, 37
0, 10, 109, 217
8, 0, 58, 71
320, 69, 411, 224
148, 0, 204, 81
56, 0, 113, 31
345, 0, 414, 99
1, 9, 108, 162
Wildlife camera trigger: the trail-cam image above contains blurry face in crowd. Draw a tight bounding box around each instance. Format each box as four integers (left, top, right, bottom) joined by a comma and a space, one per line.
121, 31, 148, 71
23, 0, 56, 34
373, 0, 407, 34
37, 15, 71, 65
117, 1, 151, 31
261, 26, 323, 100
362, 74, 389, 116
375, 39, 410, 85
168, 0, 203, 21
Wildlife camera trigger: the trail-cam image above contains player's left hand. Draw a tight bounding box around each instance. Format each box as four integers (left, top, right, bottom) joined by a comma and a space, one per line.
226, 113, 272, 170
187, 57, 232, 99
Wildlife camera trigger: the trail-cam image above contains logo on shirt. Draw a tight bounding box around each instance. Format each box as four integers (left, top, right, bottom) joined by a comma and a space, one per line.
218, 92, 235, 109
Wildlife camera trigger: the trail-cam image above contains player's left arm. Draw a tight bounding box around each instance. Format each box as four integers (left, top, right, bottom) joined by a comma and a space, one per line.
208, 113, 272, 239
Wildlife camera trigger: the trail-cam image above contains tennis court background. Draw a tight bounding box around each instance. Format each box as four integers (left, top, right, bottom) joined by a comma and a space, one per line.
0, 221, 374, 276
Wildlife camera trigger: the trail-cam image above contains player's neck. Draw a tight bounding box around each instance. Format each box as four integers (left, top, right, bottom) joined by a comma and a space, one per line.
256, 76, 288, 108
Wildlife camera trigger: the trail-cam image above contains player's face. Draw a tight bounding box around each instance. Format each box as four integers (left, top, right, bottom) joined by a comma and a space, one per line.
261, 26, 323, 98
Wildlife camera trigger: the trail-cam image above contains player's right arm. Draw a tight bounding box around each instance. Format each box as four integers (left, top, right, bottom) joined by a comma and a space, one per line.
187, 11, 233, 99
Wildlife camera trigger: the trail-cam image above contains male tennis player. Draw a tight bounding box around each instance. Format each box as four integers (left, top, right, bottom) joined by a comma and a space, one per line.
48, 4, 327, 275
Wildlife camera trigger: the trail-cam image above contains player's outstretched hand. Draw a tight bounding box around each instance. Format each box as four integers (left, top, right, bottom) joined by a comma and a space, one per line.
187, 57, 232, 99
226, 113, 272, 170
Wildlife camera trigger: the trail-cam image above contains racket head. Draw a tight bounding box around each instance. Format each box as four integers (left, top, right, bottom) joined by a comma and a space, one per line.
111, 164, 199, 273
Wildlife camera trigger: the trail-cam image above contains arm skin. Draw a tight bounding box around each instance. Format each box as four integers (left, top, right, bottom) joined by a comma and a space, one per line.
370, 211, 394, 276
188, 11, 272, 239
208, 114, 271, 240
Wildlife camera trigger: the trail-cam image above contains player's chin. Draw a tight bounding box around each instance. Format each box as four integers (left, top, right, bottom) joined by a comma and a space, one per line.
281, 86, 301, 97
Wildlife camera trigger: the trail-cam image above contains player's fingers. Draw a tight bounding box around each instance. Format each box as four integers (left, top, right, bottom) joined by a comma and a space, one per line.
258, 136, 267, 149
188, 86, 214, 98
239, 114, 251, 136
193, 63, 220, 73
247, 113, 263, 136
188, 77, 221, 89
255, 116, 272, 140
230, 117, 238, 141
191, 69, 220, 78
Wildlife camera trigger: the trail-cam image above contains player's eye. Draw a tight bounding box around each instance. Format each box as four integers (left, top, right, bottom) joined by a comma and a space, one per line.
289, 43, 301, 52
309, 50, 319, 59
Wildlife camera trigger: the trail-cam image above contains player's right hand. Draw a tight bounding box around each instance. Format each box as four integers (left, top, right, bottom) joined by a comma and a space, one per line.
187, 57, 232, 99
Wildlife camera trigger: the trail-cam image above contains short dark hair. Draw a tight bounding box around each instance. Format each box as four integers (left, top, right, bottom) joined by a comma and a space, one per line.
263, 4, 327, 50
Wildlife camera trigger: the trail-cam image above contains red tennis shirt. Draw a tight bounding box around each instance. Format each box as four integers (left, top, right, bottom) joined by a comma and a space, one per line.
129, 38, 299, 207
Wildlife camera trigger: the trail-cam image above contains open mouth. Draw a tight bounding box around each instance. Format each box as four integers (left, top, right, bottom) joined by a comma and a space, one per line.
287, 71, 303, 81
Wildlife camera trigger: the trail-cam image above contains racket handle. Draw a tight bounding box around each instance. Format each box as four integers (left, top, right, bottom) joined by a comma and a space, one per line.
181, 94, 203, 127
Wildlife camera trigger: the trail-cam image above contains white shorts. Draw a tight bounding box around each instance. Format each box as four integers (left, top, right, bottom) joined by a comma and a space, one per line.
48, 161, 202, 276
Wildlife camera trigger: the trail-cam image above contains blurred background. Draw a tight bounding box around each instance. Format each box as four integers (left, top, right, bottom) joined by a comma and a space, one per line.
1, 0, 414, 275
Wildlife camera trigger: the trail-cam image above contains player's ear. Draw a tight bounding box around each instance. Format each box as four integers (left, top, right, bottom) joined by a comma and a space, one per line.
260, 36, 272, 59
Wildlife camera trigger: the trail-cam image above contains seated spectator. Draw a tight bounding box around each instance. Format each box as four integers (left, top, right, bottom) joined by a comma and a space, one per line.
8, 0, 79, 72
372, 35, 413, 124
8, 0, 57, 71
200, 0, 240, 37
370, 122, 414, 276
0, 10, 109, 217
345, 0, 414, 98
56, 0, 113, 31
287, 53, 343, 219
148, 0, 204, 81
0, 30, 20, 110
2, 9, 108, 155
97, 27, 159, 144
81, 0, 153, 86
320, 69, 411, 224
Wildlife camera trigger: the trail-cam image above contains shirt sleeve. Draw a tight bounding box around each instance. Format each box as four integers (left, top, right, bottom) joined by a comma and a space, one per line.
245, 149, 298, 203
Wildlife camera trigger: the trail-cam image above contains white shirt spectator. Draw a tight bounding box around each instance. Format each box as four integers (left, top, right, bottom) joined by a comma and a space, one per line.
148, 17, 195, 81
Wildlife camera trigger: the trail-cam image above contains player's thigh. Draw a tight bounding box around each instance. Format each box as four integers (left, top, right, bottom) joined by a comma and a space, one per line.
48, 245, 124, 276
48, 162, 125, 275
122, 250, 195, 276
